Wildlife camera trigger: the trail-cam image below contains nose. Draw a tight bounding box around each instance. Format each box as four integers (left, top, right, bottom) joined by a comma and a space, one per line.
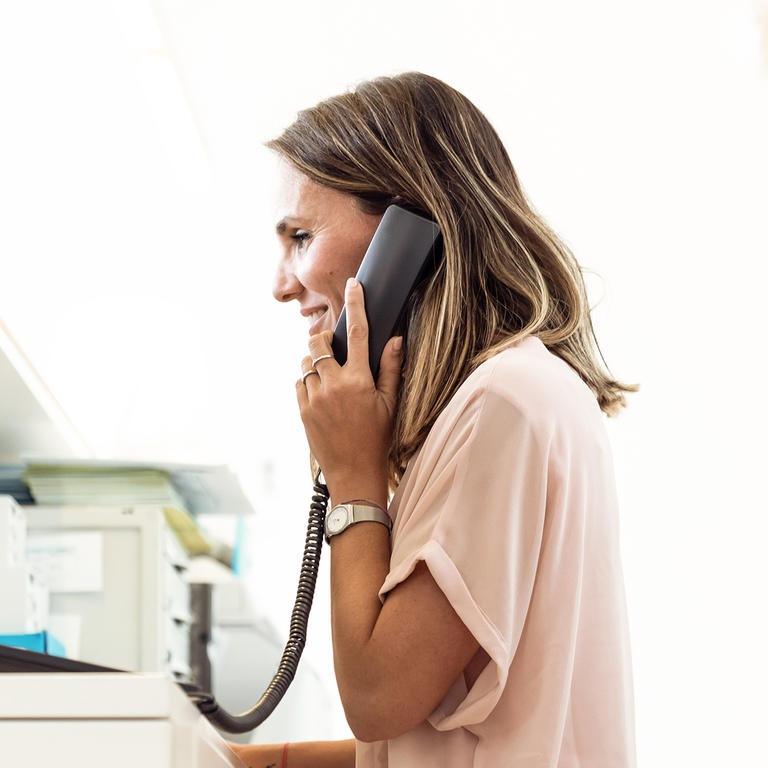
272, 259, 303, 303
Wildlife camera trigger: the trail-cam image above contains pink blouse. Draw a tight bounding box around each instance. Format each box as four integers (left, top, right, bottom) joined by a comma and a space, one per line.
356, 337, 635, 767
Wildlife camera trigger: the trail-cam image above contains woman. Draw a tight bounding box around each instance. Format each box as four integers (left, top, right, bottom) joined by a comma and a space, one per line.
233, 72, 636, 768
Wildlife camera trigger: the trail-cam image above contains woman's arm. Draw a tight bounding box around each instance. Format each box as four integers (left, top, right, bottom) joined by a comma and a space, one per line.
298, 280, 480, 743
229, 739, 355, 768
329, 529, 479, 742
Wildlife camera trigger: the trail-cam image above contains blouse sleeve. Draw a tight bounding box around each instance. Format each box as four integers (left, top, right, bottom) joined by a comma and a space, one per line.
379, 376, 551, 730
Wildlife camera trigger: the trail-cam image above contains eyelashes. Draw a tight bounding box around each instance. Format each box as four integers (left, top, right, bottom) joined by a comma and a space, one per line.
291, 230, 311, 248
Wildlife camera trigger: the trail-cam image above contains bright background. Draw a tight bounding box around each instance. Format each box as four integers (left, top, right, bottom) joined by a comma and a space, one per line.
1, 0, 767, 764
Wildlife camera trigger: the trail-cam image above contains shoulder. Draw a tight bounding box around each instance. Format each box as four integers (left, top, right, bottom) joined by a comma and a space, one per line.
401, 336, 605, 487
448, 336, 601, 433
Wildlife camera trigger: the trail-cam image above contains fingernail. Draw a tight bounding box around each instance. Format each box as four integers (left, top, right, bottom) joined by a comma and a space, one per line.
393, 336, 403, 351
346, 277, 358, 289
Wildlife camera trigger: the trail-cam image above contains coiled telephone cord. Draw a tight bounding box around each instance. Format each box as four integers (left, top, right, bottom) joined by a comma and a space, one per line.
183, 478, 329, 733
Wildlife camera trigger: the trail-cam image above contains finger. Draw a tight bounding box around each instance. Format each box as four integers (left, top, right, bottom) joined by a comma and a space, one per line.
344, 277, 370, 371
376, 336, 404, 404
296, 374, 309, 408
308, 330, 336, 370
299, 355, 319, 388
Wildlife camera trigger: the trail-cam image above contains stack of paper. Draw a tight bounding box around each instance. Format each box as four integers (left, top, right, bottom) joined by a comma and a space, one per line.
23, 465, 185, 508
22, 460, 255, 517
23, 463, 218, 556
0, 466, 34, 505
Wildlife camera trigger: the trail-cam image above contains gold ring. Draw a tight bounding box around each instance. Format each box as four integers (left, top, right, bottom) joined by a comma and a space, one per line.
312, 353, 334, 365
301, 368, 318, 384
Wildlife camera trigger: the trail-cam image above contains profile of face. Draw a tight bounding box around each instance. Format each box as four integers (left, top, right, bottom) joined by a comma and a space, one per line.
273, 162, 384, 336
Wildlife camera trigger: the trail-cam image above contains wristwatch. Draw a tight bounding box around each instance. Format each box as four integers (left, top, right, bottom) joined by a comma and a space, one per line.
324, 503, 391, 544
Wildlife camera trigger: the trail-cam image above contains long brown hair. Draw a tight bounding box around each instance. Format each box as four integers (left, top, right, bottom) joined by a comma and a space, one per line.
268, 72, 636, 486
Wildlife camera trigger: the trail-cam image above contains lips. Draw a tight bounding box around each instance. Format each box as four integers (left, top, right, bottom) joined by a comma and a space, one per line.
302, 306, 330, 336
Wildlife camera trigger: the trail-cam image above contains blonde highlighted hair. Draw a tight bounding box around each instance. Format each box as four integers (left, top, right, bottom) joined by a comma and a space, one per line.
268, 72, 636, 486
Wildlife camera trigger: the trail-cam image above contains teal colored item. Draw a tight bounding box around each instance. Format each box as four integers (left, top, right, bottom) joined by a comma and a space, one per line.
0, 631, 66, 656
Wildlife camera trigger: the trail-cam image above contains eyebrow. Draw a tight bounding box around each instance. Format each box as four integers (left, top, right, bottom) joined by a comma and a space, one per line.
275, 218, 288, 235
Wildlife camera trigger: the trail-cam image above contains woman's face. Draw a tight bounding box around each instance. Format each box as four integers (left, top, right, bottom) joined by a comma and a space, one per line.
273, 162, 383, 336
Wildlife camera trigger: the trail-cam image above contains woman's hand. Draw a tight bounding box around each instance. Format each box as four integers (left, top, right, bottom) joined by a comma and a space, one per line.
296, 278, 403, 505
228, 740, 355, 768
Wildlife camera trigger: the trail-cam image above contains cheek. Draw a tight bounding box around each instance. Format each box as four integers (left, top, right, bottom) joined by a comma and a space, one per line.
299, 250, 340, 287
333, 241, 368, 280
288, 259, 338, 310
304, 240, 361, 289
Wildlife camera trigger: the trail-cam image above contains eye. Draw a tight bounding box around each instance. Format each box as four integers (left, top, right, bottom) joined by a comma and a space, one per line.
291, 230, 311, 249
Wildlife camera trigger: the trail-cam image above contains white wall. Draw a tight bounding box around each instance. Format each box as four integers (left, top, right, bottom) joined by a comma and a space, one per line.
1, 0, 767, 763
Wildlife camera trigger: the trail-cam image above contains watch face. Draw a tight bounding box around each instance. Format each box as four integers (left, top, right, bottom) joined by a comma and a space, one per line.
327, 506, 349, 534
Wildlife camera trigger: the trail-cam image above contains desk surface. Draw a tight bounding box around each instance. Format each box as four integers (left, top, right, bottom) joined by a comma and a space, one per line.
0, 673, 246, 768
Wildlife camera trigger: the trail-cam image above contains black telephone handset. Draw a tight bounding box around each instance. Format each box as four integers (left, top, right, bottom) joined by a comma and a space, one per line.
331, 205, 442, 378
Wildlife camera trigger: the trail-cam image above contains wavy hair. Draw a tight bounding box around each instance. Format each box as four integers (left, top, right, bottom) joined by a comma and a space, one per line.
268, 72, 636, 486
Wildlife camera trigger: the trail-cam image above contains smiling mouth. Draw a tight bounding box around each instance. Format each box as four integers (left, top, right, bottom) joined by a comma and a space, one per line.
307, 309, 325, 325
304, 308, 331, 335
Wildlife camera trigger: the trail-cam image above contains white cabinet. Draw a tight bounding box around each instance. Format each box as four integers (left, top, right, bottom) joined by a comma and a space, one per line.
0, 495, 49, 634
0, 673, 245, 768
25, 505, 191, 679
